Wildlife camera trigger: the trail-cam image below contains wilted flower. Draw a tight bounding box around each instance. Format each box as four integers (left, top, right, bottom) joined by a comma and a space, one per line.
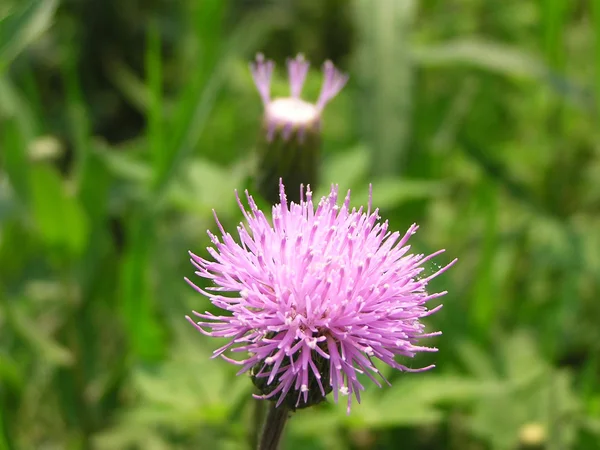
250, 54, 347, 205
251, 53, 347, 141
186, 180, 456, 413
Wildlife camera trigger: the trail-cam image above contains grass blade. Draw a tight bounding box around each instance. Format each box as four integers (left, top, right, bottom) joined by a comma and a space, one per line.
353, 0, 416, 176
0, 0, 58, 75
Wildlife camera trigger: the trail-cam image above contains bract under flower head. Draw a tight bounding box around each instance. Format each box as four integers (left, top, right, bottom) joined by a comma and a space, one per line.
186, 180, 456, 413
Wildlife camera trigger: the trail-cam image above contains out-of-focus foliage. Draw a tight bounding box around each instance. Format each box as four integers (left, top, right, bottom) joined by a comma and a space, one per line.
1, 0, 599, 449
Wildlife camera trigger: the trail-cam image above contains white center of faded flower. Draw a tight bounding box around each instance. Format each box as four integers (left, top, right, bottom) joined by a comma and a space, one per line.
266, 97, 319, 126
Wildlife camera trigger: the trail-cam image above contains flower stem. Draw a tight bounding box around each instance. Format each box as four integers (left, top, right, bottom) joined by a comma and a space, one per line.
250, 398, 267, 448
258, 403, 289, 450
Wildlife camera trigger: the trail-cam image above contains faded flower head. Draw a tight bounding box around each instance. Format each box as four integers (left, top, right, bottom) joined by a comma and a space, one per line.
186, 181, 456, 413
250, 54, 348, 205
250, 53, 348, 141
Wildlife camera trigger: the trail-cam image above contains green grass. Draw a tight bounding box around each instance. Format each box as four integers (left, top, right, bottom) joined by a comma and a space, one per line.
1, 0, 599, 449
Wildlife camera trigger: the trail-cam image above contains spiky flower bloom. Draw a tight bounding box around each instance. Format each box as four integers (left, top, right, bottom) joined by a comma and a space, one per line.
186, 181, 456, 413
250, 54, 348, 205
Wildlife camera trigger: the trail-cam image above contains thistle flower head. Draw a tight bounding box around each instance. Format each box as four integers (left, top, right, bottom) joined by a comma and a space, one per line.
186, 181, 456, 413
250, 53, 348, 141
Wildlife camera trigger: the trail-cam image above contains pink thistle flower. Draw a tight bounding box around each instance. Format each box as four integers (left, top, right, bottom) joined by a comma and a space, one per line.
186, 180, 456, 413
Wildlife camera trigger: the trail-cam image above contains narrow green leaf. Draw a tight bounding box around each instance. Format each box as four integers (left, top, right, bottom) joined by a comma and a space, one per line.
0, 0, 58, 75
60, 44, 91, 190
119, 212, 164, 362
146, 21, 165, 183
413, 39, 546, 78
354, 177, 446, 210
29, 165, 89, 256
0, 117, 29, 203
541, 0, 568, 68
354, 0, 416, 176
592, 0, 600, 114
0, 75, 36, 141
470, 180, 499, 333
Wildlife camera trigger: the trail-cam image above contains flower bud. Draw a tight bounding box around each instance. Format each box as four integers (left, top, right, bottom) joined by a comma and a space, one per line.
250, 54, 348, 204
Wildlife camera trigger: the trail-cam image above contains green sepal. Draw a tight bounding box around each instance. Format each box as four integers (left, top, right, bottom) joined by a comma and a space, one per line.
250, 337, 333, 411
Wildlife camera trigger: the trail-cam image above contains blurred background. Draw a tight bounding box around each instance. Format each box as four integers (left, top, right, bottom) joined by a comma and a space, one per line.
1, 0, 599, 449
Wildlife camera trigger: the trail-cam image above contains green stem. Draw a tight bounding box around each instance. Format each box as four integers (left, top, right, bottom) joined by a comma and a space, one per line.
250, 398, 267, 449
258, 403, 289, 450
